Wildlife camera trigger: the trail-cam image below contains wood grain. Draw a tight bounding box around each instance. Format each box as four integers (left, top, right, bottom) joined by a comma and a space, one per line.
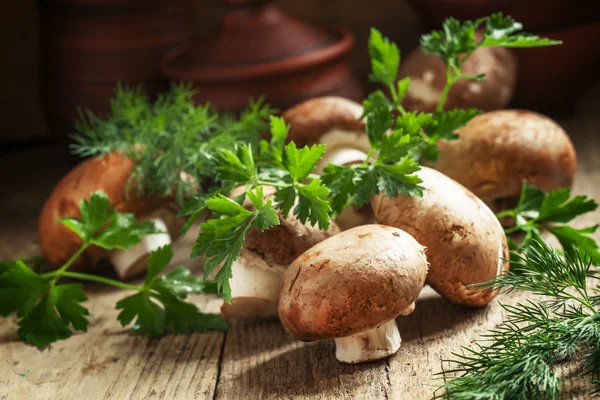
0, 112, 599, 399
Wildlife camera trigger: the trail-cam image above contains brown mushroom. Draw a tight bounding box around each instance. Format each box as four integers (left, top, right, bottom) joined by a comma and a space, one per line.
283, 96, 375, 229
278, 224, 428, 363
428, 110, 578, 216
398, 46, 517, 113
371, 166, 509, 307
38, 152, 185, 279
221, 186, 340, 321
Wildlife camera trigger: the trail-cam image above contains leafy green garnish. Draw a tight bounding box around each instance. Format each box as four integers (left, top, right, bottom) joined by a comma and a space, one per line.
0, 192, 224, 347
191, 117, 331, 302
420, 13, 561, 113
498, 181, 600, 264
72, 84, 273, 202
436, 240, 600, 399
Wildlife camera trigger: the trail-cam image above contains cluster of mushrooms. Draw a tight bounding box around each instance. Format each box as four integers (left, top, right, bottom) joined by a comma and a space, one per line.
38, 50, 577, 364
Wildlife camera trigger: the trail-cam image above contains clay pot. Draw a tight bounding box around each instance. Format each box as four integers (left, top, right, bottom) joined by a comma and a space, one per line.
161, 0, 364, 112
39, 0, 195, 145
405, 0, 600, 113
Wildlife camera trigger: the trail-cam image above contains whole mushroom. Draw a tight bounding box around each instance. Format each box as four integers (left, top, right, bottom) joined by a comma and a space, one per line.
278, 224, 428, 364
398, 45, 517, 113
39, 152, 186, 279
283, 96, 375, 230
428, 110, 578, 216
220, 186, 340, 321
371, 167, 509, 307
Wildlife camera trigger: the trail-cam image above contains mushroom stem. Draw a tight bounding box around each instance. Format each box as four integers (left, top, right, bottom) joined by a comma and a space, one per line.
108, 217, 172, 280
315, 130, 371, 174
220, 251, 287, 321
334, 319, 401, 364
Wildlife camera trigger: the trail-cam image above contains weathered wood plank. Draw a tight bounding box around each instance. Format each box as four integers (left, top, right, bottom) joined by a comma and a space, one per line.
0, 112, 599, 399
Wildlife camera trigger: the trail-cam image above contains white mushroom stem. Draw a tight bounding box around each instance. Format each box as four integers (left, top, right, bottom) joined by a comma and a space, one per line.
334, 319, 401, 364
220, 250, 287, 321
315, 130, 371, 174
108, 217, 172, 280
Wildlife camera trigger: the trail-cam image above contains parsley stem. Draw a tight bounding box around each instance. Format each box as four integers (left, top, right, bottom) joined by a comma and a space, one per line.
55, 243, 89, 277
361, 148, 377, 167
255, 180, 289, 188
60, 271, 143, 292
436, 73, 454, 113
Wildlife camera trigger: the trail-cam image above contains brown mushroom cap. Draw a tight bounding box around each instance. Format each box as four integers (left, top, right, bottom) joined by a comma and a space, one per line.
398, 46, 517, 113
371, 167, 509, 307
38, 152, 167, 269
278, 224, 428, 341
429, 110, 578, 211
282, 96, 365, 147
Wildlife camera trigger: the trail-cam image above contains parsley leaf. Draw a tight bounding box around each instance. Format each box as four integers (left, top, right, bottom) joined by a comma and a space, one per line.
481, 14, 562, 48
0, 261, 46, 317
18, 284, 89, 347
368, 28, 400, 86
116, 245, 227, 336
284, 142, 326, 181
498, 181, 599, 264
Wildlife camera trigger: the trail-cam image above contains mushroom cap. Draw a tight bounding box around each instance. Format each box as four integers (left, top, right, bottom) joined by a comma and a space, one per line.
38, 152, 167, 269
429, 110, 578, 209
278, 224, 428, 341
282, 96, 365, 147
398, 46, 517, 113
371, 167, 509, 307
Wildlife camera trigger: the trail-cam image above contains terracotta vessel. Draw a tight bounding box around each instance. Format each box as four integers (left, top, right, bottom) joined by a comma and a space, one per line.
39, 0, 196, 145
405, 0, 600, 113
161, 0, 364, 112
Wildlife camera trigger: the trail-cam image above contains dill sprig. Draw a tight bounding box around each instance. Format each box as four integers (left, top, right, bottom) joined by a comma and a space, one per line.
435, 240, 600, 400
71, 83, 274, 202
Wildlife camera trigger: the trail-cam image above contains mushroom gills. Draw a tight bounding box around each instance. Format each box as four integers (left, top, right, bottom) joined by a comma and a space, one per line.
334, 319, 401, 364
108, 216, 172, 279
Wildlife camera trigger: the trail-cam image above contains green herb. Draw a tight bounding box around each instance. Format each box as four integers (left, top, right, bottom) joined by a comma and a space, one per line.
420, 13, 561, 113
71, 84, 273, 202
0, 192, 225, 347
190, 117, 330, 302
435, 240, 600, 399
497, 181, 599, 264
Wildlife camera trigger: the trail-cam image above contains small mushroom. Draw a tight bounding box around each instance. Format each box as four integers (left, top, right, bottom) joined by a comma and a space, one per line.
282, 96, 370, 174
278, 224, 428, 364
38, 152, 187, 279
371, 167, 509, 307
428, 110, 578, 217
221, 186, 340, 321
398, 46, 517, 113
283, 96, 375, 229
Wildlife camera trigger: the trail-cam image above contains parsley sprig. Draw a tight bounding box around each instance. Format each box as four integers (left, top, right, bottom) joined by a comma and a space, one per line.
497, 181, 600, 264
420, 13, 561, 113
0, 192, 225, 347
435, 240, 600, 399
190, 116, 330, 302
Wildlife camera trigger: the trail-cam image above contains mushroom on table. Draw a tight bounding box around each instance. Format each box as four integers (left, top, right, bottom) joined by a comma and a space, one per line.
278, 224, 428, 364
220, 186, 340, 321
371, 166, 509, 307
283, 96, 375, 230
38, 152, 186, 279
428, 110, 578, 217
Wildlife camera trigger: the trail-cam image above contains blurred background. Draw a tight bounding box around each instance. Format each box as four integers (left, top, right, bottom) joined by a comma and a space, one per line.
1, 0, 600, 148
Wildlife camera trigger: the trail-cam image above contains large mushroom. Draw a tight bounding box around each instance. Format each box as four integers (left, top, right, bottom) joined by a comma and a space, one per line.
398, 45, 517, 113
428, 110, 578, 216
278, 224, 428, 364
371, 166, 509, 307
283, 96, 375, 230
221, 186, 340, 321
39, 152, 186, 279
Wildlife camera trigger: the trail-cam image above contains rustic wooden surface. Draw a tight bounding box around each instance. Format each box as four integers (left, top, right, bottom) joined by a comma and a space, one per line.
1, 111, 599, 399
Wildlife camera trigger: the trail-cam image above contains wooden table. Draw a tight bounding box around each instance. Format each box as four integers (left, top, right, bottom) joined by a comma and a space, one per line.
1, 111, 599, 400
